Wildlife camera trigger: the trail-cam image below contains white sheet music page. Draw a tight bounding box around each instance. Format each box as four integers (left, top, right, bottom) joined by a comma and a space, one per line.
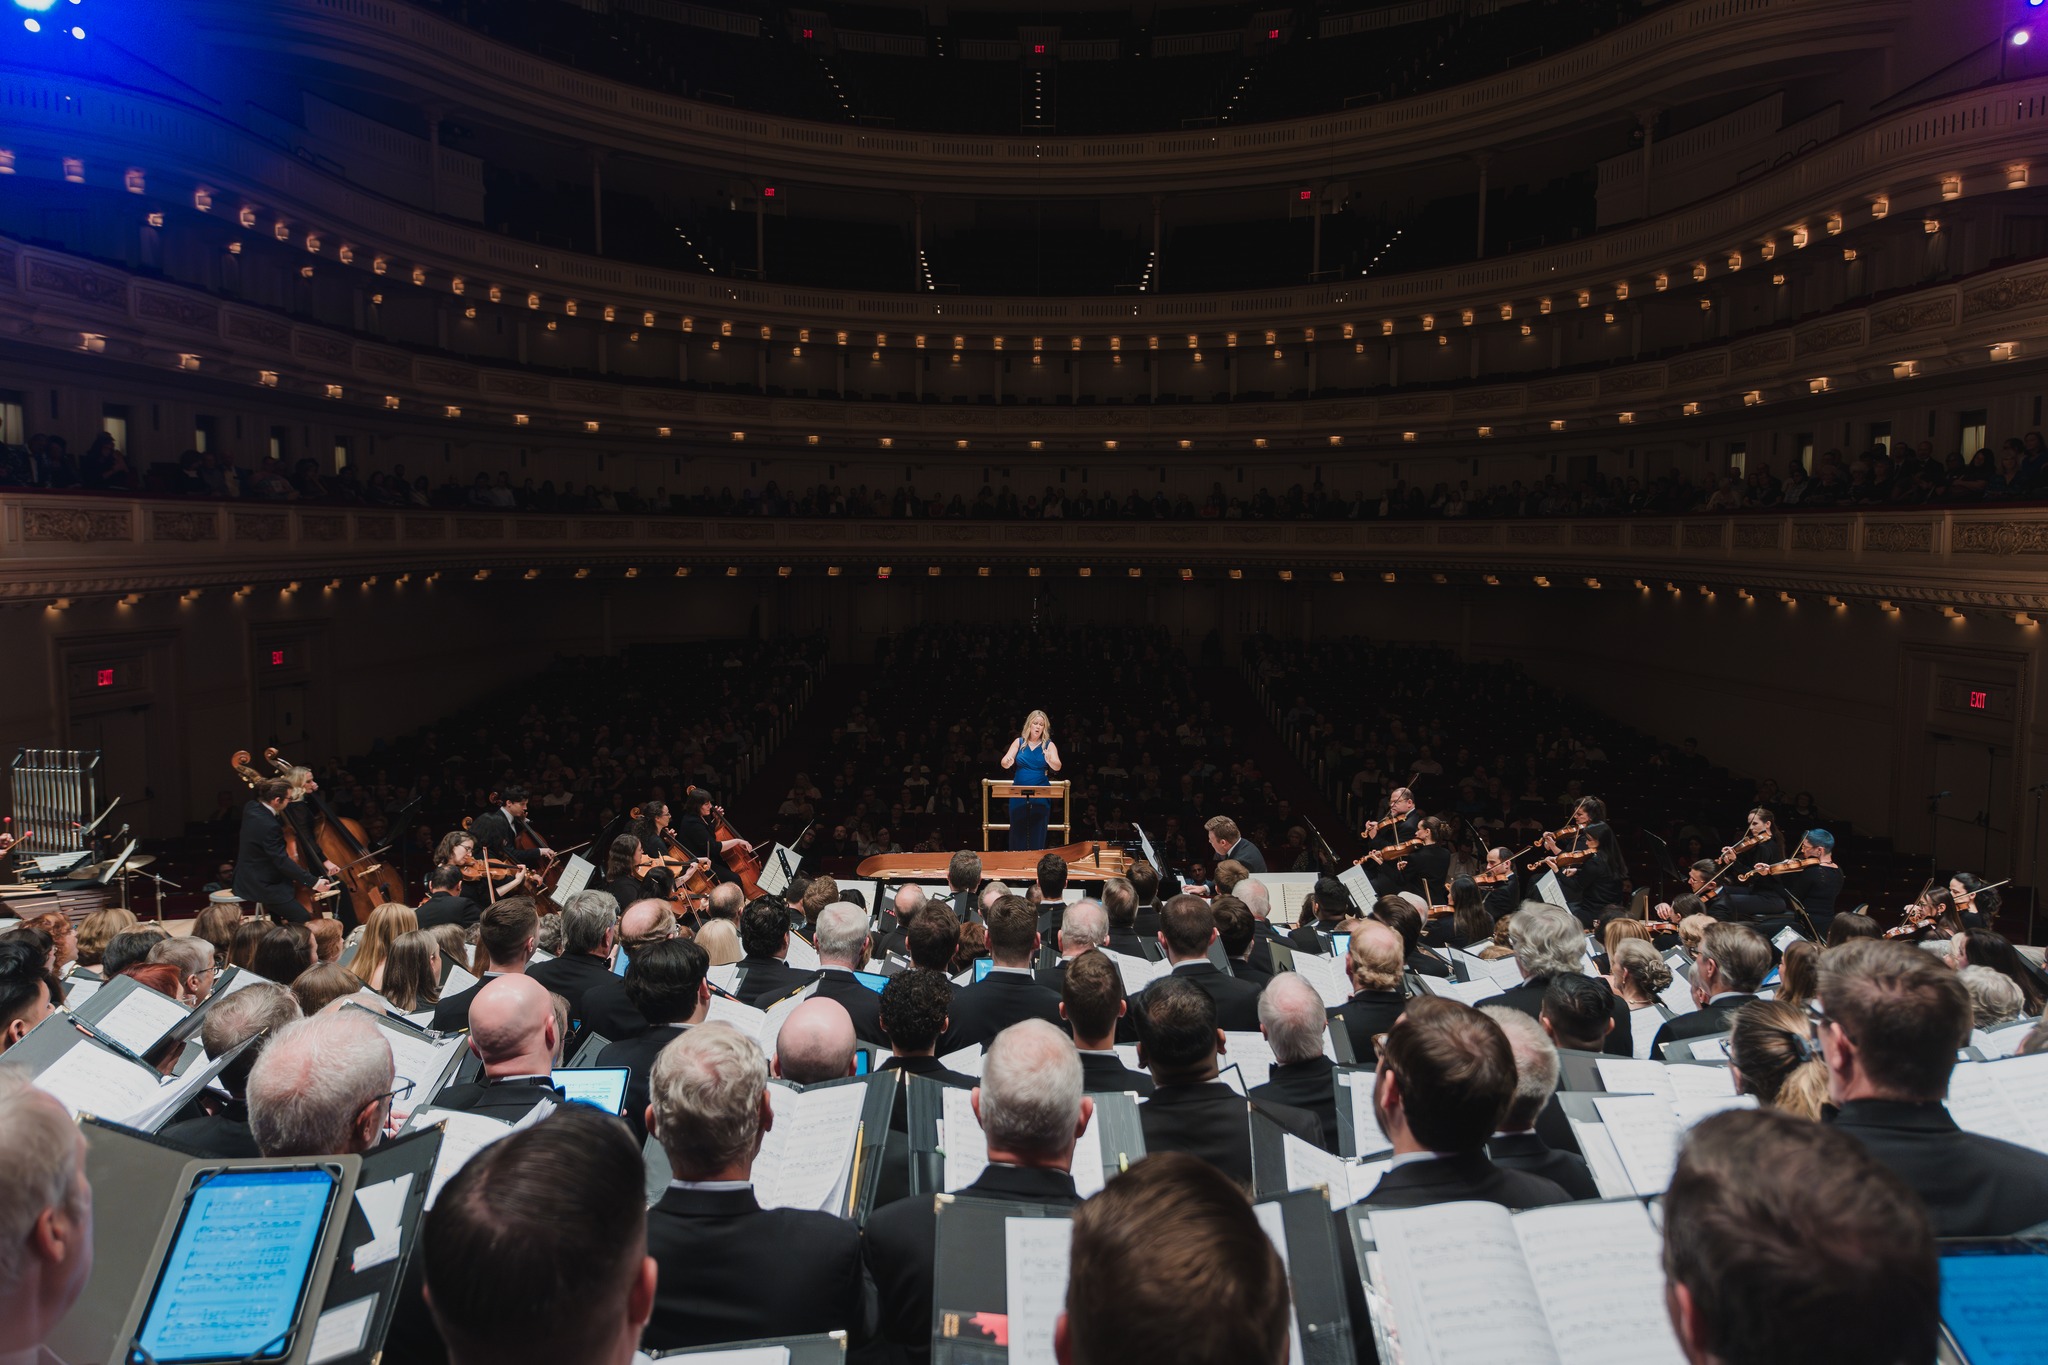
1338, 1070, 1394, 1159
1070, 1107, 1106, 1198
1512, 1201, 1686, 1365
1221, 1031, 1277, 1089
93, 983, 190, 1056
1591, 1094, 1682, 1195
1289, 950, 1353, 1010
1252, 1200, 1308, 1365
1004, 1217, 1072, 1365
1281, 1130, 1356, 1208
1368, 1201, 1563, 1365
414, 1108, 518, 1207
784, 933, 822, 972
755, 1082, 867, 1213
704, 994, 769, 1040
32, 1041, 167, 1123
1949, 1054, 2048, 1152
939, 1043, 984, 1077
941, 1085, 989, 1192
1102, 949, 1167, 997
372, 1024, 463, 1124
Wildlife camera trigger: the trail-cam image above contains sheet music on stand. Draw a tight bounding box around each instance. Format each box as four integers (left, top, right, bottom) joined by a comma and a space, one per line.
1534, 870, 1569, 910
554, 854, 596, 899
1132, 824, 1164, 877
756, 845, 803, 899
1337, 863, 1376, 912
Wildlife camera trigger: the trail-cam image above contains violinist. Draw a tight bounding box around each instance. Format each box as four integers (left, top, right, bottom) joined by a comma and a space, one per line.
1541, 796, 1607, 858
470, 786, 555, 869
1392, 816, 1454, 899
1476, 846, 1522, 921
603, 833, 658, 912
1360, 787, 1421, 893
675, 787, 752, 886
1656, 861, 1722, 924
281, 767, 350, 927
1951, 872, 2002, 930
234, 778, 334, 924
1751, 829, 1844, 934
1423, 875, 1496, 950
633, 801, 673, 859
1548, 821, 1624, 926
434, 830, 528, 903
1711, 808, 1788, 923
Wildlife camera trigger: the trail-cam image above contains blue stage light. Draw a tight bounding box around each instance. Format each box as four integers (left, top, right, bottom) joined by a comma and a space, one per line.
12, 0, 61, 13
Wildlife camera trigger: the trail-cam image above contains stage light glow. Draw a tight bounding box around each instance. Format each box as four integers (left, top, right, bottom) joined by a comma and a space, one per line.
2016, 28, 2033, 45
13, 0, 60, 13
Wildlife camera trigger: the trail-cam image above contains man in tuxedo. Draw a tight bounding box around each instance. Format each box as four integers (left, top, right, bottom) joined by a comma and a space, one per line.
1203, 815, 1267, 875
416, 864, 481, 931
1357, 996, 1571, 1210
773, 997, 858, 1084
642, 1024, 869, 1351
1037, 900, 1106, 992
1212, 896, 1272, 986
581, 899, 682, 1042
529, 890, 620, 1028
877, 968, 976, 1086
433, 897, 540, 1033
1650, 922, 1770, 1053
161, 982, 300, 1157
0, 1071, 94, 1365
1248, 972, 1338, 1149
598, 937, 710, 1140
433, 975, 564, 1121
1475, 902, 1633, 1058
424, 1107, 656, 1365
732, 898, 819, 1007
946, 849, 983, 922
1060, 949, 1153, 1095
1033, 852, 1070, 936
1818, 937, 2048, 1235
808, 902, 885, 1046
1358, 787, 1419, 893
1102, 877, 1154, 960
468, 785, 554, 870
1141, 894, 1262, 1032
1136, 977, 1320, 1187
1664, 1108, 1937, 1365
1056, 1152, 1288, 1365
1328, 920, 1407, 1063
234, 777, 332, 923
247, 1012, 395, 1157
939, 894, 1062, 1052
1482, 1005, 1598, 1199
1128, 863, 1163, 938
866, 1020, 1089, 1363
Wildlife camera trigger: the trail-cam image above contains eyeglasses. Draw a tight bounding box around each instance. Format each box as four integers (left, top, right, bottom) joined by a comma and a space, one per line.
373, 1077, 417, 1109
1805, 1000, 1832, 1044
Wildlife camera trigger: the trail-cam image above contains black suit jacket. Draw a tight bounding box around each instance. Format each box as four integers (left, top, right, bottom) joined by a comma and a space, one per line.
1035, 901, 1066, 937
1360, 1152, 1572, 1210
1486, 1131, 1599, 1201
937, 970, 1063, 1052
430, 1076, 562, 1122
643, 1184, 868, 1352
1477, 974, 1634, 1058
1649, 993, 1757, 1054
528, 952, 618, 1025
1329, 991, 1406, 1064
578, 976, 649, 1043
599, 1023, 691, 1140
1138, 1080, 1322, 1188
159, 1101, 261, 1158
813, 968, 888, 1046
430, 970, 506, 1033
1151, 961, 1263, 1032
863, 1165, 1079, 1364
1078, 1050, 1154, 1096
233, 801, 316, 914
1106, 927, 1157, 961
1232, 953, 1277, 988
1287, 923, 1335, 956
877, 1055, 978, 1088
1830, 1098, 2048, 1237
733, 955, 819, 1007
416, 891, 480, 931
1249, 1057, 1339, 1151
1226, 839, 1269, 874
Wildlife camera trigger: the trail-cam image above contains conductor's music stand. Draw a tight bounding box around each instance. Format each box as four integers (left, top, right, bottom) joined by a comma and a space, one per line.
982, 779, 1071, 852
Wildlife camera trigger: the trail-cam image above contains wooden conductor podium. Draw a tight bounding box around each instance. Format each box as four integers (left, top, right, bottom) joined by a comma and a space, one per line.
982, 778, 1070, 852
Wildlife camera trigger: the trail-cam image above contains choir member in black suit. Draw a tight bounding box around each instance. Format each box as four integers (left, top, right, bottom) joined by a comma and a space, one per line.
1474, 903, 1634, 1058
937, 894, 1062, 1052
1481, 1005, 1598, 1199
1327, 920, 1409, 1064
1649, 922, 1771, 1053
731, 898, 819, 1008
431, 975, 565, 1121
1247, 973, 1339, 1150
597, 937, 710, 1141
1061, 949, 1154, 1095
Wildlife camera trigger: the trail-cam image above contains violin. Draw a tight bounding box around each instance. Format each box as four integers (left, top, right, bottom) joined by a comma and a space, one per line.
1475, 862, 1515, 886
1716, 830, 1770, 866
1544, 848, 1594, 869
1738, 855, 1821, 883
1883, 901, 1942, 940
1362, 836, 1422, 866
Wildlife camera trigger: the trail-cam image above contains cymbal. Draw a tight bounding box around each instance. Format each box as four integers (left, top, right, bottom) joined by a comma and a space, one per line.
94, 853, 155, 874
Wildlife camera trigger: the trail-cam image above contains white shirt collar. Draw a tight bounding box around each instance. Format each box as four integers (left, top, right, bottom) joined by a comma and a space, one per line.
667, 1178, 752, 1192
988, 965, 1035, 977
1388, 1150, 1459, 1170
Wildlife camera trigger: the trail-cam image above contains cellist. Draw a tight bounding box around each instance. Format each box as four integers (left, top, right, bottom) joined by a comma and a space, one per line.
675, 787, 752, 887
281, 767, 350, 928
234, 778, 334, 924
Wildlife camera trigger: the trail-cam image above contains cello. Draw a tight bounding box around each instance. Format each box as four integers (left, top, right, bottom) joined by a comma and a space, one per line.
709, 802, 767, 901
230, 750, 323, 921
265, 749, 407, 914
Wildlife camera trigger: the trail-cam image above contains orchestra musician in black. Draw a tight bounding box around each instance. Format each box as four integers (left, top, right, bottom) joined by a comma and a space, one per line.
233, 778, 333, 924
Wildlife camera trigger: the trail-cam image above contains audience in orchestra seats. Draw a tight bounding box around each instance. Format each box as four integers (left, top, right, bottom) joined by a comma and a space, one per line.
434, 898, 540, 1033
1358, 996, 1571, 1210
868, 1020, 1091, 1364
1650, 922, 1771, 1053
1327, 919, 1408, 1064
1134, 976, 1321, 1187
1056, 1150, 1289, 1365
939, 895, 1062, 1052
773, 997, 859, 1084
1476, 903, 1633, 1058
0, 938, 59, 1051
1481, 1005, 1599, 1199
423, 1106, 657, 1365
0, 1069, 93, 1365
732, 898, 819, 1007
247, 1011, 396, 1157
1247, 973, 1339, 1150
434, 975, 565, 1120
876, 968, 975, 1087
1038, 899, 1107, 993
1061, 949, 1153, 1095
160, 982, 301, 1157
1145, 893, 1263, 1032
290, 963, 365, 1016
641, 1023, 869, 1351
1817, 938, 2048, 1236
808, 902, 886, 1045
598, 936, 712, 1140
528, 890, 620, 1026
1662, 1108, 1938, 1365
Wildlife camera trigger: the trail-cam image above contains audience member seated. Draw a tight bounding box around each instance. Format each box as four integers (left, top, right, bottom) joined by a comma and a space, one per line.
1476, 903, 1632, 1057
1061, 949, 1153, 1095
434, 975, 564, 1119
867, 1020, 1091, 1364
247, 1012, 396, 1157
1817, 938, 2048, 1236
1358, 996, 1571, 1209
1247, 973, 1339, 1150
1663, 1108, 1938, 1365
939, 894, 1062, 1051
1650, 921, 1771, 1053
1481, 1005, 1597, 1199
642, 1023, 869, 1350
161, 982, 301, 1157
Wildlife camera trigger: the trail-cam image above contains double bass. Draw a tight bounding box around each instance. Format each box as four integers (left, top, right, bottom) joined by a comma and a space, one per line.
264, 748, 407, 914
229, 750, 323, 921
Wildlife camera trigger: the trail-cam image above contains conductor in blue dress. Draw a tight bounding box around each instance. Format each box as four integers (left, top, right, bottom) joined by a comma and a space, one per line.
1001, 710, 1062, 851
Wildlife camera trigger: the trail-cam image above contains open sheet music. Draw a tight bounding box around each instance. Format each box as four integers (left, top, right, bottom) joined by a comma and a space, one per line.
754, 1081, 868, 1214
89, 981, 191, 1057
941, 1086, 1106, 1198
1286, 950, 1351, 1009
1279, 1129, 1387, 1209
1945, 1053, 2048, 1153
1367, 1199, 1686, 1365
1101, 949, 1167, 996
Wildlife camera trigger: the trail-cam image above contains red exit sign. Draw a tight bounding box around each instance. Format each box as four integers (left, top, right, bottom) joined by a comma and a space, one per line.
1969, 690, 1988, 710
94, 668, 113, 688
270, 649, 286, 667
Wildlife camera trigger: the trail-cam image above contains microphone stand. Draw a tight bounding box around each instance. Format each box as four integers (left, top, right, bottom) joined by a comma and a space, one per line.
129, 868, 181, 923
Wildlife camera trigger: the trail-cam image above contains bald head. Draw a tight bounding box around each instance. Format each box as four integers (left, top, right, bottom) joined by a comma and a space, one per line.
1237, 880, 1272, 922
894, 883, 928, 918
1059, 900, 1108, 955
1258, 973, 1328, 1064
774, 997, 857, 1084
707, 883, 745, 922
467, 974, 558, 1078
620, 898, 674, 945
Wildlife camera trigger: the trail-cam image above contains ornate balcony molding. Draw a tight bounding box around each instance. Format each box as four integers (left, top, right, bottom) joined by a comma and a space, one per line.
8, 237, 2048, 448
7, 496, 2048, 612
201, 0, 1905, 195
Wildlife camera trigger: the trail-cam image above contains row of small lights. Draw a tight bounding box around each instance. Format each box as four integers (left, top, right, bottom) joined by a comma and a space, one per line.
23, 156, 2012, 360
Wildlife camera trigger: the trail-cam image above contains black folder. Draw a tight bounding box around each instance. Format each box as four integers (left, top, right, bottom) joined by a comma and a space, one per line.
1255, 1187, 1360, 1365
931, 1197, 1075, 1365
